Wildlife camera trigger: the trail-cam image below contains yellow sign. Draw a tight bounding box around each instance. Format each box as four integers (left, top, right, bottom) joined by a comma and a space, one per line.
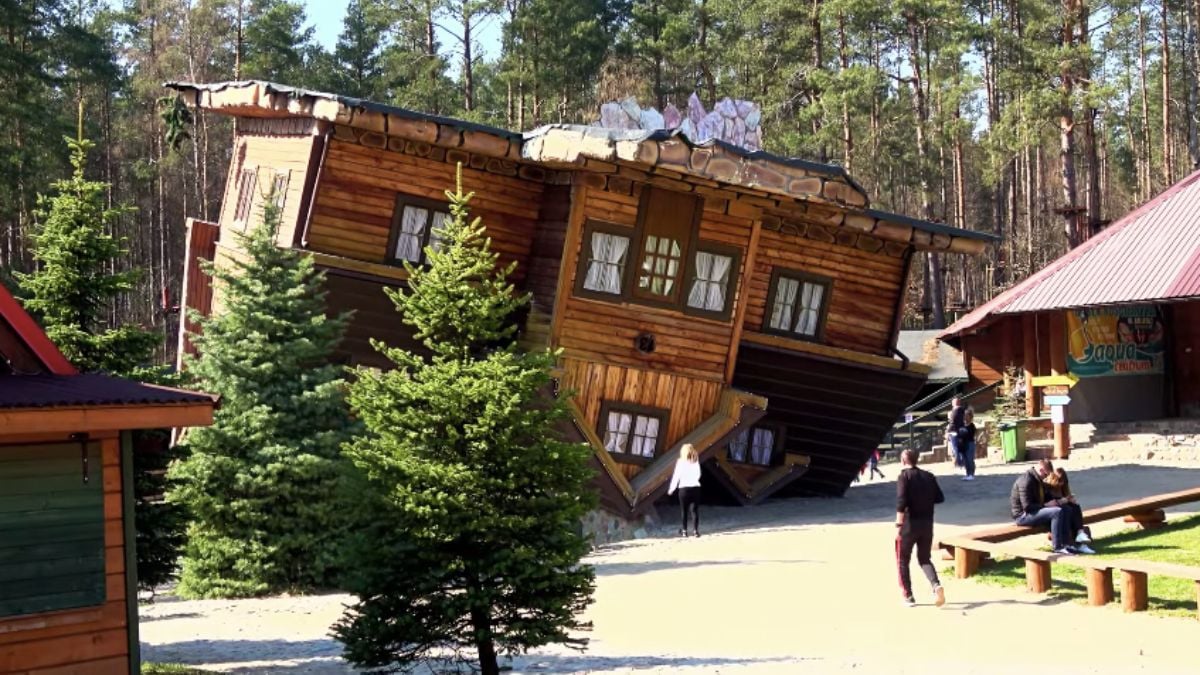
1043, 384, 1069, 397
1031, 374, 1079, 388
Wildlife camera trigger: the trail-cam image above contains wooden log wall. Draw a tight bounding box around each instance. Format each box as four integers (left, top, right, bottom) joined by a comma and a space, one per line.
520, 184, 572, 350
556, 182, 752, 382
742, 226, 906, 356
320, 271, 426, 370
959, 314, 1037, 409
560, 357, 723, 480
0, 435, 131, 674
219, 131, 317, 246
306, 138, 543, 281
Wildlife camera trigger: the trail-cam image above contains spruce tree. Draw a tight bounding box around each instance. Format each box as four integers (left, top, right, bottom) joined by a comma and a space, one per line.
169, 190, 353, 598
334, 167, 596, 675
16, 134, 158, 376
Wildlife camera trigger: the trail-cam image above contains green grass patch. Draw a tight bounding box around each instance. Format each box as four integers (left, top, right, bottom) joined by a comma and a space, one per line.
957, 514, 1200, 618
142, 664, 209, 674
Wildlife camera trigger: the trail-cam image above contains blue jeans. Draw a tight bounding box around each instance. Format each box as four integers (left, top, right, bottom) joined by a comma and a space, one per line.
962, 441, 976, 477
1016, 507, 1073, 550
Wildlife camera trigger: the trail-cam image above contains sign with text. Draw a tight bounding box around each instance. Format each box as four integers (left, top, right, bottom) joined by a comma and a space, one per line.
1067, 306, 1165, 377
1043, 384, 1070, 397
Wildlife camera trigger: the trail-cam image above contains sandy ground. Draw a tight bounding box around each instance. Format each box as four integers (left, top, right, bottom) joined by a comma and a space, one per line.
140, 456, 1200, 673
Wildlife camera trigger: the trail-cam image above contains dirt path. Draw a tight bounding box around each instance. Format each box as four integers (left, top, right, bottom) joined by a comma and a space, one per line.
141, 457, 1200, 673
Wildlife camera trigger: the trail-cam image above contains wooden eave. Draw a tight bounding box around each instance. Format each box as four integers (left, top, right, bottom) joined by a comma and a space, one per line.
740, 332, 933, 376
0, 402, 215, 436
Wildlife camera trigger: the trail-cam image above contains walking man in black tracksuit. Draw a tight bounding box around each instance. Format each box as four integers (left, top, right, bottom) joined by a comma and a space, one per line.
894, 448, 946, 608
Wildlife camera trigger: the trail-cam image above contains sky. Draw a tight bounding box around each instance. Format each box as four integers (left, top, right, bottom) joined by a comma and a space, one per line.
304, 0, 502, 65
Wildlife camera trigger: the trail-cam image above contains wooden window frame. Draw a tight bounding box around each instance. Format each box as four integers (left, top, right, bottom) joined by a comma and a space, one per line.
597, 400, 671, 465
270, 169, 291, 213
629, 186, 703, 308
683, 241, 742, 321
726, 423, 786, 467
573, 219, 635, 302
763, 267, 833, 343
232, 166, 259, 225
386, 193, 451, 267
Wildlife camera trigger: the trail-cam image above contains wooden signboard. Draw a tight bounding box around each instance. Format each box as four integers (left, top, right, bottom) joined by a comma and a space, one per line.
1044, 384, 1070, 397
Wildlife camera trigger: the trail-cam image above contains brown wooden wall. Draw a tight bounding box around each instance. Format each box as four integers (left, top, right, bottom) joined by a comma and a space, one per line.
555, 184, 752, 382
1170, 301, 1200, 417
219, 131, 317, 246
560, 356, 723, 478
177, 218, 220, 365
742, 227, 904, 355
0, 435, 130, 674
321, 271, 425, 370
306, 138, 543, 281
959, 314, 1039, 404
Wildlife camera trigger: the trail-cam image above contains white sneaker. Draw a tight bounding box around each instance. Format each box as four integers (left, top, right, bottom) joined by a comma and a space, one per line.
933, 585, 946, 607
1075, 531, 1092, 544
1076, 544, 1096, 555
965, 475, 975, 481
902, 596, 916, 608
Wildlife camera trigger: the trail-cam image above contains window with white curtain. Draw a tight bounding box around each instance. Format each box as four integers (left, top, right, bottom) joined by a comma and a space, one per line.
601, 405, 664, 458
728, 428, 750, 462
582, 230, 631, 295
687, 249, 735, 315
767, 270, 831, 340
390, 198, 450, 264
727, 426, 779, 466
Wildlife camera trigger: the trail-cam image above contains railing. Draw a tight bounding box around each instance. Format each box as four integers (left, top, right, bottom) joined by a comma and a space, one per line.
904, 380, 964, 415
881, 380, 1002, 458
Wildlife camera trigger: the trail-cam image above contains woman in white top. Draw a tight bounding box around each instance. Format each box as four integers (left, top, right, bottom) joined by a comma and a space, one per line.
667, 443, 702, 537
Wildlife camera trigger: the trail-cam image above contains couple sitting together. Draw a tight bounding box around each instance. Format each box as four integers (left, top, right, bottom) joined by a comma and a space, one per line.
1010, 459, 1095, 555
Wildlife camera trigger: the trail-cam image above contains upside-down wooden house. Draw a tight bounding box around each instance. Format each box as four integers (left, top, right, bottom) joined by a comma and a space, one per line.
167, 80, 993, 517
0, 284, 215, 673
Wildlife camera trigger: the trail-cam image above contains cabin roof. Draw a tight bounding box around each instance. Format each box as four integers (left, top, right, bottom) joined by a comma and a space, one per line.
0, 373, 217, 410
163, 80, 997, 254
941, 167, 1200, 341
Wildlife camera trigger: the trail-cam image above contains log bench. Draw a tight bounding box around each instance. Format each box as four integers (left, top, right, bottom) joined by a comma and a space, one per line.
940, 535, 1200, 619
938, 486, 1200, 559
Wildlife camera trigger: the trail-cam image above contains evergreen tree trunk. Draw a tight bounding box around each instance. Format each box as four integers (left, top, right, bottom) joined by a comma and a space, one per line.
1139, 8, 1153, 198
838, 10, 852, 174
905, 9, 944, 328
1059, 0, 1080, 249
1163, 2, 1174, 185
471, 601, 500, 675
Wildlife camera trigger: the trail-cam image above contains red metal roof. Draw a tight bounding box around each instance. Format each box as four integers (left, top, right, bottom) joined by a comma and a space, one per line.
942, 168, 1200, 339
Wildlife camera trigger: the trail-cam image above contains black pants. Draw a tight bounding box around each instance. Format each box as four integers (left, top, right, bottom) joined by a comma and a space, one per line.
1063, 502, 1085, 538
895, 520, 940, 599
678, 486, 700, 533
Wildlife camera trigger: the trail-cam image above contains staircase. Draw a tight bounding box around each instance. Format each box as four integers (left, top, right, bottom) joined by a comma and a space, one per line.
878, 380, 1002, 460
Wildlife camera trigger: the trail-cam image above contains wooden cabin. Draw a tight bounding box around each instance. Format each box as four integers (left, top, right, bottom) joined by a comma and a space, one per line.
942, 168, 1200, 424
167, 80, 993, 517
0, 284, 215, 674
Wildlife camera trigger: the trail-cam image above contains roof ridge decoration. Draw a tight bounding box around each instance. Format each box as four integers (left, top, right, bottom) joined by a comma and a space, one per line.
940, 166, 1200, 340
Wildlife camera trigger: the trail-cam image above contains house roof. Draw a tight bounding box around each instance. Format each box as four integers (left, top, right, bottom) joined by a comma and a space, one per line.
0, 284, 216, 433
941, 168, 1200, 341
0, 373, 217, 410
163, 80, 996, 255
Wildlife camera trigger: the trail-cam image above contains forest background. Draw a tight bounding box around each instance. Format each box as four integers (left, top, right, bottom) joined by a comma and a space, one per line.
2, 0, 1194, 365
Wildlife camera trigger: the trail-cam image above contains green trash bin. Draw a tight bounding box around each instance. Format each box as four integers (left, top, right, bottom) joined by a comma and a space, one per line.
999, 422, 1027, 463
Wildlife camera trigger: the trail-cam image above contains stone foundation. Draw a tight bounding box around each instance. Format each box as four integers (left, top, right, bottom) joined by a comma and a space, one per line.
581, 507, 660, 547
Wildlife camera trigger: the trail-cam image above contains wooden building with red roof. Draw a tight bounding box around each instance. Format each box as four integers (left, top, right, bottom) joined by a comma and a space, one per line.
166, 80, 994, 517
0, 284, 215, 674
941, 168, 1200, 425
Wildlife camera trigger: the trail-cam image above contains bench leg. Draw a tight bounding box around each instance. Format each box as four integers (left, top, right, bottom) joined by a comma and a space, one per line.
1086, 568, 1114, 606
1120, 570, 1149, 612
1025, 559, 1051, 594
955, 548, 981, 579
1123, 509, 1167, 530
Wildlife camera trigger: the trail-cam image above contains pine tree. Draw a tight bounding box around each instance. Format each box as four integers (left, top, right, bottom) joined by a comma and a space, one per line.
169, 190, 354, 598
334, 167, 596, 675
16, 133, 159, 375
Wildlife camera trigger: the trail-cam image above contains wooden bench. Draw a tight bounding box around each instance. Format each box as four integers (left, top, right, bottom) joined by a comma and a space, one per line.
939, 486, 1200, 558
941, 535, 1200, 618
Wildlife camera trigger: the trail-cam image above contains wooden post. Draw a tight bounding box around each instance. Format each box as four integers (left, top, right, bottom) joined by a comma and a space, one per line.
1025, 559, 1052, 593
1120, 570, 1149, 612
955, 548, 980, 579
1048, 312, 1071, 459
1123, 509, 1167, 529
1023, 314, 1041, 417
1086, 568, 1115, 606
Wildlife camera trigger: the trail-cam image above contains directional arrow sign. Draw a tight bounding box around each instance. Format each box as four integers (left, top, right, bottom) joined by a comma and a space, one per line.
1032, 373, 1080, 388
1044, 395, 1071, 406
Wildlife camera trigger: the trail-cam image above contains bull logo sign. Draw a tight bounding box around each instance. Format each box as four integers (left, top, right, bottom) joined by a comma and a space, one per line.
1067, 306, 1165, 377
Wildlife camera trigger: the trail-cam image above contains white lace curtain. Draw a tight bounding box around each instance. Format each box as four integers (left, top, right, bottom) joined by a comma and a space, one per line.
769, 277, 800, 330
796, 282, 824, 336
728, 428, 750, 462
395, 206, 428, 262
687, 251, 733, 311
749, 428, 775, 465
604, 411, 633, 453
428, 211, 449, 252
630, 415, 659, 457
583, 232, 630, 294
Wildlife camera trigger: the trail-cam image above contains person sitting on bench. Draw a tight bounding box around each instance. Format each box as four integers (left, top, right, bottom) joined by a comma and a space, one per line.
1010, 459, 1079, 555
1044, 468, 1094, 554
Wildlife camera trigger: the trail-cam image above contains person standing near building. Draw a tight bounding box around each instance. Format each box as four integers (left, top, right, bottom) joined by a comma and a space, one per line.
667, 443, 702, 537
959, 408, 978, 481
947, 396, 967, 471
894, 449, 946, 608
868, 449, 885, 480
